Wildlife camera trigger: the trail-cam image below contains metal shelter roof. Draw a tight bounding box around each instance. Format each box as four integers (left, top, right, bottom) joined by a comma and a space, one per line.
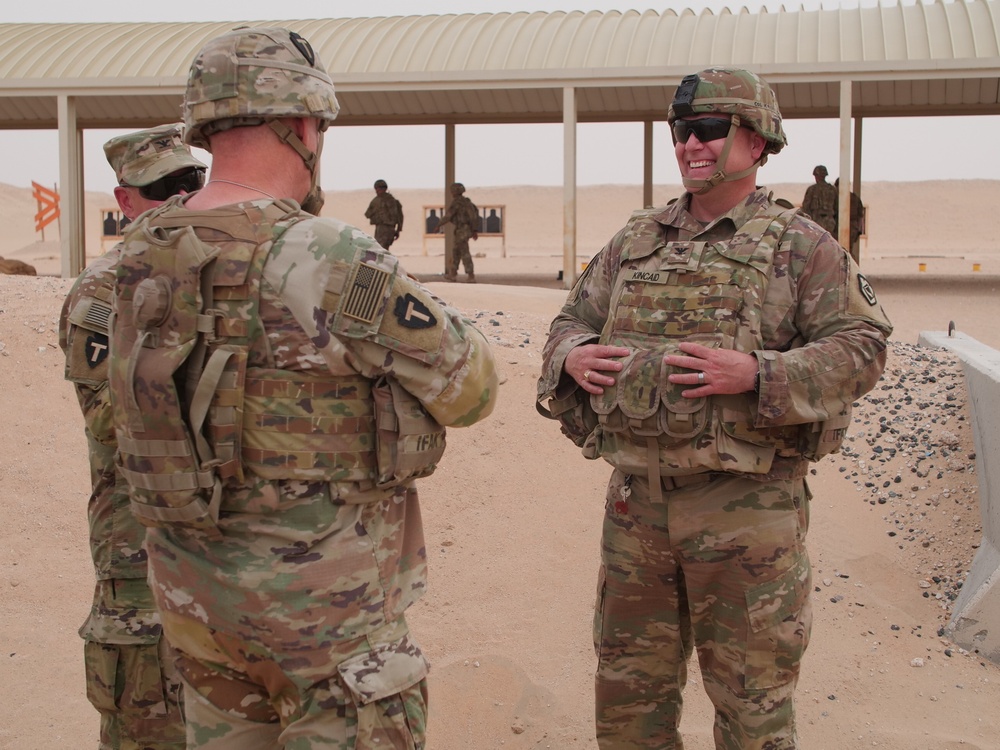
2, 0, 999, 281
2, 0, 1000, 131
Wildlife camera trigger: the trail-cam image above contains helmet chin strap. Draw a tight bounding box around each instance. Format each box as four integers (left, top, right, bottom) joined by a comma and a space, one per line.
681, 115, 768, 195
268, 120, 326, 212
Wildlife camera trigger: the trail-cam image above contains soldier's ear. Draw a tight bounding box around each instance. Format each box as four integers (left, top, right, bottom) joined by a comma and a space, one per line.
114, 186, 135, 219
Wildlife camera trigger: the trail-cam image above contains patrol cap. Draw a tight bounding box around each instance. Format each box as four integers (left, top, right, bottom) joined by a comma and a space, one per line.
668, 68, 786, 156
813, 165, 828, 176
103, 123, 207, 187
183, 26, 340, 151
374, 179, 388, 189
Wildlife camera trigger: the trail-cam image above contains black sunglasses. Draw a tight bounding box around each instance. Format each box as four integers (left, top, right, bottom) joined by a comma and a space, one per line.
137, 168, 206, 201
671, 117, 733, 145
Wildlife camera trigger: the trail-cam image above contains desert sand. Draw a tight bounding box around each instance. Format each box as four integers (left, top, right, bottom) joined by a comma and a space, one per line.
2, 180, 999, 750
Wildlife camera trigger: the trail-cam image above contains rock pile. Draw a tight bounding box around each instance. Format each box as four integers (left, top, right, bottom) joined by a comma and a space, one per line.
827, 340, 981, 620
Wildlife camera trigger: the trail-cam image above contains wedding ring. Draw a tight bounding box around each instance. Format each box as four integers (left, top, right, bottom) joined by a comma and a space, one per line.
697, 372, 705, 384
583, 369, 592, 381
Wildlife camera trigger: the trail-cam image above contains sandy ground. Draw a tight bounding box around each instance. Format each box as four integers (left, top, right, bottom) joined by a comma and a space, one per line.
2, 180, 1000, 749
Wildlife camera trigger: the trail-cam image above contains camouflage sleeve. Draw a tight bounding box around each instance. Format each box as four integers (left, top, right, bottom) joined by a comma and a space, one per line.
395, 198, 403, 231
537, 228, 626, 403
364, 198, 375, 224
755, 229, 892, 427
264, 217, 497, 428
59, 256, 120, 486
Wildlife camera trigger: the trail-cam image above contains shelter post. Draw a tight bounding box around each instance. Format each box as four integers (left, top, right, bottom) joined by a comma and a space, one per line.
643, 120, 654, 209
838, 80, 853, 256
563, 86, 577, 290
444, 123, 456, 277
58, 95, 84, 279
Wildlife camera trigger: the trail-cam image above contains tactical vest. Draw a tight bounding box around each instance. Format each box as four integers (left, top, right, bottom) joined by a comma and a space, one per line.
589, 202, 804, 484
109, 199, 444, 537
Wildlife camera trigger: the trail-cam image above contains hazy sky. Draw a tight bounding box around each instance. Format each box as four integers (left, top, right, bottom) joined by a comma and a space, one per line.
4, 0, 997, 194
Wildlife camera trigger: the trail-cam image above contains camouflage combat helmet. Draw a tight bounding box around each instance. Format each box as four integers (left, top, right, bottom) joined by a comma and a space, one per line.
813, 164, 828, 177
667, 68, 786, 155
451, 182, 465, 194
374, 179, 388, 189
668, 68, 786, 194
183, 26, 340, 151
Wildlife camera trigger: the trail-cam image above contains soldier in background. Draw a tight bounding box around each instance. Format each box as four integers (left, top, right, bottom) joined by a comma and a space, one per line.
835, 177, 866, 263
537, 68, 891, 749
438, 181, 479, 282
108, 27, 498, 748
365, 178, 404, 250
801, 164, 838, 234
59, 123, 206, 750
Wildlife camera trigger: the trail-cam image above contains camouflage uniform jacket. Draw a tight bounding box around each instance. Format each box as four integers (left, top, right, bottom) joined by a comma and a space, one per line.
365, 192, 404, 230
59, 247, 163, 644
538, 187, 892, 481
442, 195, 479, 242
114, 197, 498, 650
801, 181, 838, 233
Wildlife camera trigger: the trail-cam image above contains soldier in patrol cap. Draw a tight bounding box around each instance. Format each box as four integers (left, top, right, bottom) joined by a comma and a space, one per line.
537, 68, 891, 749
364, 178, 404, 250
107, 27, 498, 749
59, 122, 205, 750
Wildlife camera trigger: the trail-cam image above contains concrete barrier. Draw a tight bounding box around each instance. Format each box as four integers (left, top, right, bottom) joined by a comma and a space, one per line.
919, 331, 1000, 663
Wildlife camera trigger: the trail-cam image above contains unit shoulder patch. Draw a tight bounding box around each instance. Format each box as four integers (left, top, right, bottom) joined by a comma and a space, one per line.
857, 273, 877, 306
394, 294, 437, 329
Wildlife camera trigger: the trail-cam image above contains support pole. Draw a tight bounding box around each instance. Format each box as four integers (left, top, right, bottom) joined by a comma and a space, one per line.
837, 80, 853, 255
58, 95, 85, 279
444, 123, 456, 277
643, 120, 654, 209
563, 86, 577, 289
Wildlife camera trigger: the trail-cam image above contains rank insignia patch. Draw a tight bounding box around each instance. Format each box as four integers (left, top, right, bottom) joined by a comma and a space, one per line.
858, 274, 878, 306
85, 333, 110, 368
343, 263, 390, 323
394, 294, 437, 329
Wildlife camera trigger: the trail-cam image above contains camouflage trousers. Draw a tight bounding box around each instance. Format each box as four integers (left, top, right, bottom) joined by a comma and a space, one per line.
81, 579, 185, 750
374, 224, 398, 251
594, 470, 813, 750
448, 238, 474, 276
162, 611, 428, 749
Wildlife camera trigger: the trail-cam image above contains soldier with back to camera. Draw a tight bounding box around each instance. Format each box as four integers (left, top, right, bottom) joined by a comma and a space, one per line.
438, 181, 479, 282
60, 122, 206, 750
364, 178, 404, 250
801, 164, 838, 234
537, 68, 892, 750
107, 27, 497, 749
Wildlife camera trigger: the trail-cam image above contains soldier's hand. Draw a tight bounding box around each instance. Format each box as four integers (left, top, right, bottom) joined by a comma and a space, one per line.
472, 231, 479, 241
566, 344, 631, 394
664, 342, 758, 397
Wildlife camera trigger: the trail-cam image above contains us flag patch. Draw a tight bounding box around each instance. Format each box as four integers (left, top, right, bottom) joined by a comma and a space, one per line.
343, 263, 390, 323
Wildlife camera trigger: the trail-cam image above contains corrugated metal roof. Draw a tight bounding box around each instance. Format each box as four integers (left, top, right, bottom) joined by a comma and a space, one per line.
2, 0, 1000, 131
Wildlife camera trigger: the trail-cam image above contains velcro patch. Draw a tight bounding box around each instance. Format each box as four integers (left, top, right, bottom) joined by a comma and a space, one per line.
857, 274, 877, 306
343, 263, 390, 323
626, 269, 669, 284
67, 297, 113, 335
394, 294, 437, 329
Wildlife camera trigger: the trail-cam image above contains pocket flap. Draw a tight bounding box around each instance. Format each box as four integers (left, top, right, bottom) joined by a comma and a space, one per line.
615, 350, 664, 420
746, 555, 810, 634
338, 635, 430, 706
